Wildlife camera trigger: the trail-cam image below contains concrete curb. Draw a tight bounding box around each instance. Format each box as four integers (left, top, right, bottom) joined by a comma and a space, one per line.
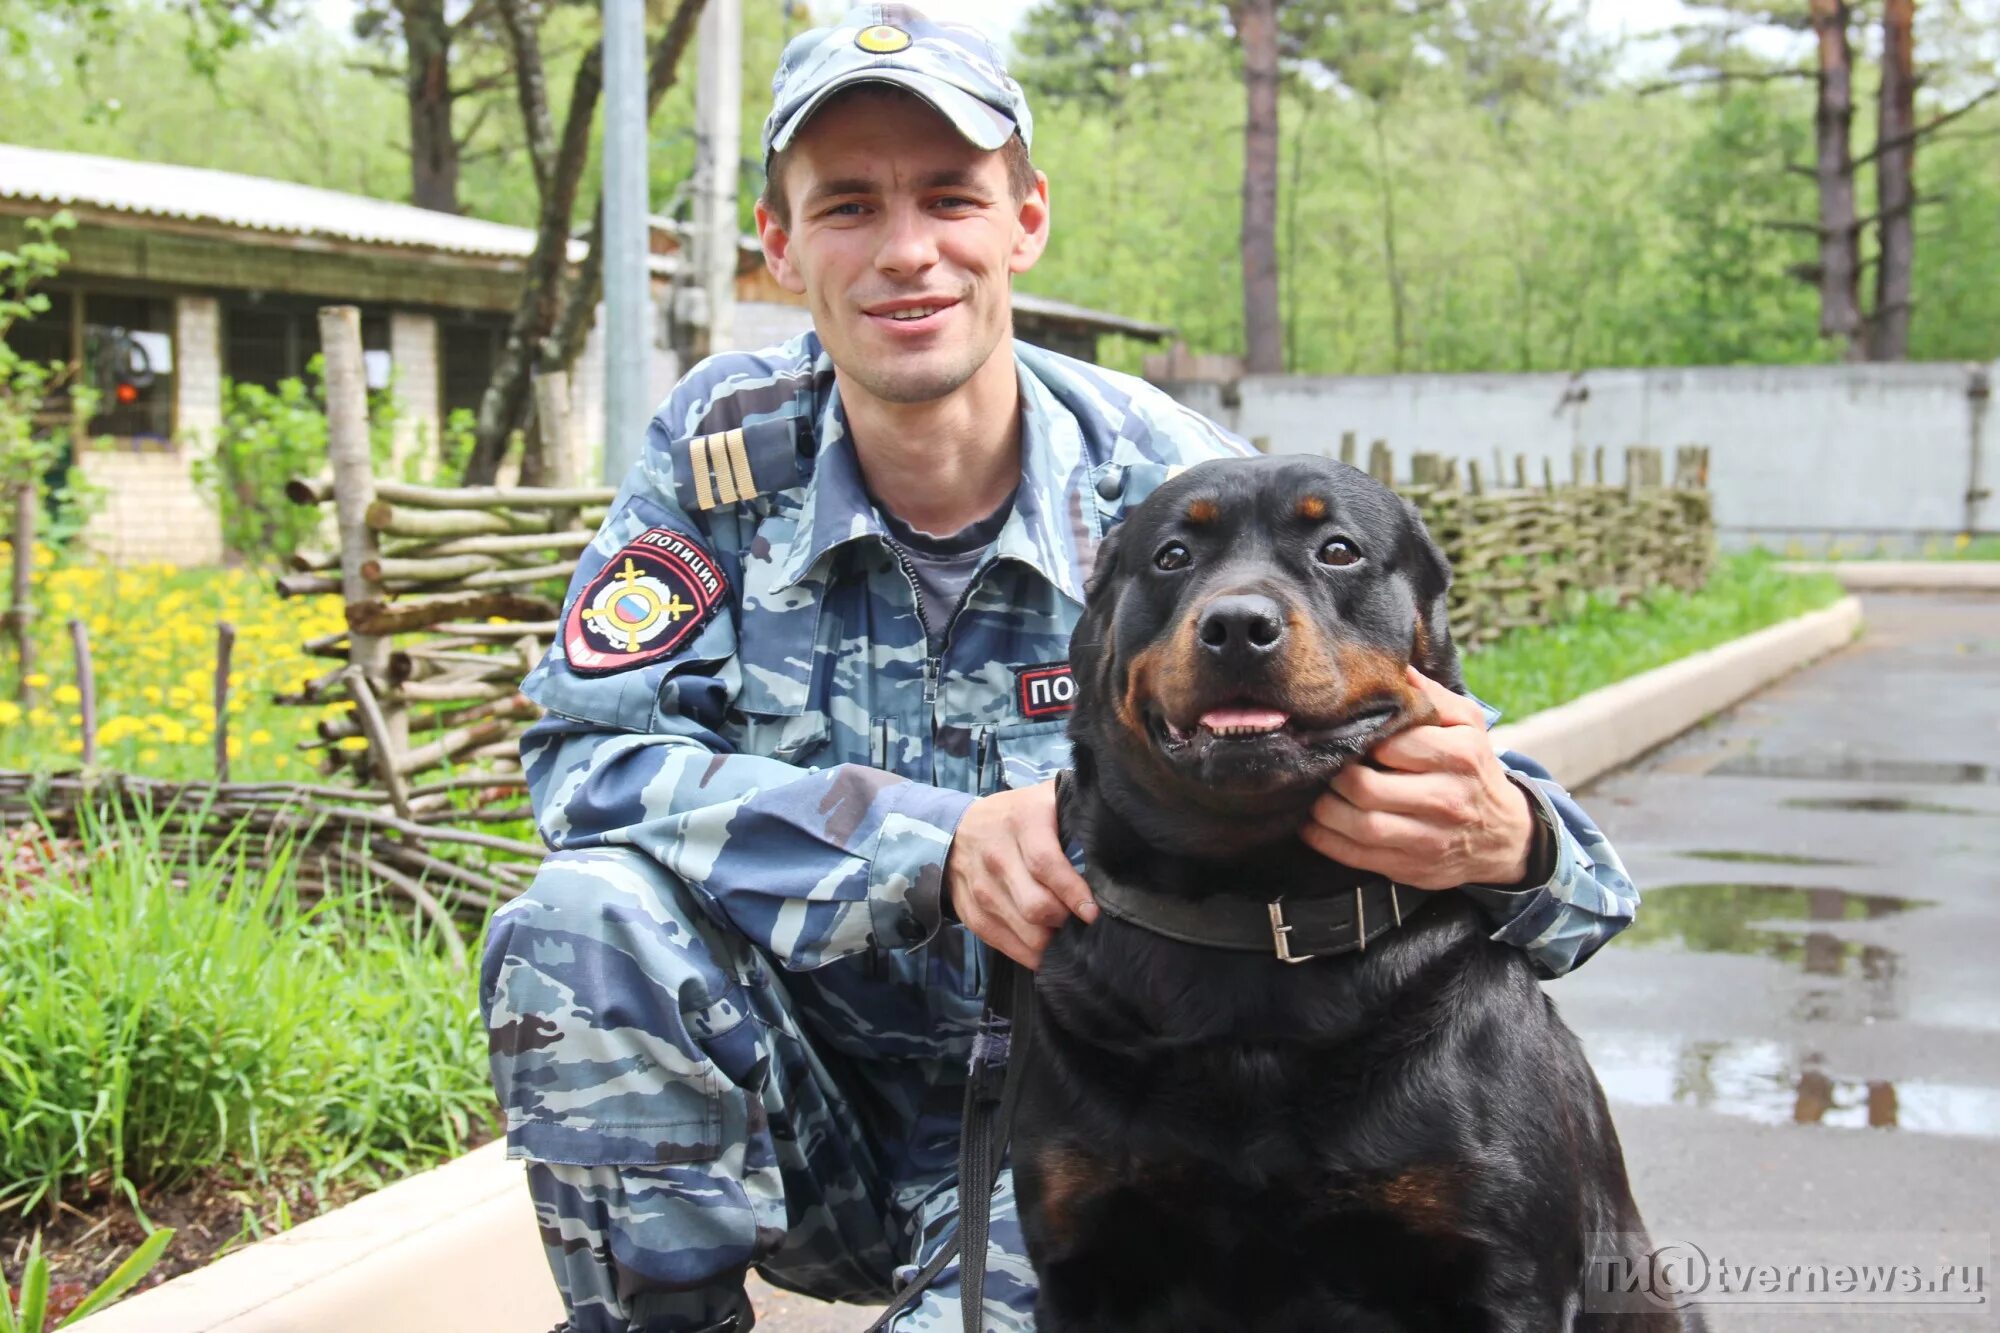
1488, 596, 1864, 789
1779, 560, 2000, 592
74, 599, 1866, 1332
69, 1140, 561, 1333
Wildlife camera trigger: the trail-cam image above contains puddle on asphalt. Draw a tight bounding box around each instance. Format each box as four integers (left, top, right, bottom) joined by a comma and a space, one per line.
1784, 795, 1991, 817
1621, 883, 1929, 1025
1584, 1033, 2000, 1139
1712, 755, 2000, 785
1592, 884, 2000, 1136
1681, 849, 1862, 867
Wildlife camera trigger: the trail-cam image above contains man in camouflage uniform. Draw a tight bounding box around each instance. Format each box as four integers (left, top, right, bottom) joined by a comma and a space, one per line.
481, 6, 1642, 1331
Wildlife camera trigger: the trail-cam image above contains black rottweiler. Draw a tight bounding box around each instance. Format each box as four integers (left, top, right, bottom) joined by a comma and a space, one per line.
1013, 455, 1696, 1332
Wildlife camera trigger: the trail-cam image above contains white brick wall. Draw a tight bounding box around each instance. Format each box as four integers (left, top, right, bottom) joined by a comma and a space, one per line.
174, 295, 222, 453
77, 448, 223, 566
389, 310, 441, 479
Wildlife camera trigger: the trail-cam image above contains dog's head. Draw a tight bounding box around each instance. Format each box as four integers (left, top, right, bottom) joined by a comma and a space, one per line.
1070, 455, 1463, 851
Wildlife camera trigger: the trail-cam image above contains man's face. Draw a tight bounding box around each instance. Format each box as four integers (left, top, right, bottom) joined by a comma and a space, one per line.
755, 90, 1050, 407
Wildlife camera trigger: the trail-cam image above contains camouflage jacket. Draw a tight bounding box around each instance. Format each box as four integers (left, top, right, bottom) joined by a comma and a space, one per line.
519, 334, 1638, 1008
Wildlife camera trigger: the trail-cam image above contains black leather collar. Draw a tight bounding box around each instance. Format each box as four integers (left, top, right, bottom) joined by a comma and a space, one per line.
1086, 869, 1434, 963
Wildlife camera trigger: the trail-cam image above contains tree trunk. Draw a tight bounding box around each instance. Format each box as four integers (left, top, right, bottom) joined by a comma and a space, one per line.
1809, 0, 1864, 359
402, 0, 459, 214
465, 0, 707, 485
1237, 0, 1284, 375
1870, 0, 1917, 361
463, 39, 604, 485
1370, 104, 1409, 374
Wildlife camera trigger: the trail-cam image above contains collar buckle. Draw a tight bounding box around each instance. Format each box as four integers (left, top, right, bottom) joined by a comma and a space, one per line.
1268, 886, 1372, 964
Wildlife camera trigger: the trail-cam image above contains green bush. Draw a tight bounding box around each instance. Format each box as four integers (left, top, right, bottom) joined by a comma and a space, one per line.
0, 803, 492, 1219
1463, 551, 1847, 720
195, 360, 400, 569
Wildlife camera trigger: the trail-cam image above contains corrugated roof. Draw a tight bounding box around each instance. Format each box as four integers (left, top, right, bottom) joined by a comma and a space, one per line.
0, 142, 1171, 338
0, 141, 557, 260
1013, 291, 1171, 341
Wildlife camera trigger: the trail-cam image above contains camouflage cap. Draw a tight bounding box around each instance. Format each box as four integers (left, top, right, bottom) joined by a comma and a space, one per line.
762, 4, 1034, 160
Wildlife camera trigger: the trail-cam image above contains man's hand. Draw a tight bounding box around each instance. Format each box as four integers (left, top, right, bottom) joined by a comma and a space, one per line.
945, 780, 1099, 969
1300, 668, 1539, 890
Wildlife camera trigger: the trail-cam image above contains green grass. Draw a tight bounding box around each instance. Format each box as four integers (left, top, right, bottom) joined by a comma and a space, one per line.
1462, 551, 1847, 721
1793, 533, 2000, 561
0, 802, 493, 1220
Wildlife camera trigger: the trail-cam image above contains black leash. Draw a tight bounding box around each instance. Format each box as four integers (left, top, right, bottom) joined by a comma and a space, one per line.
863, 772, 1072, 1333
862, 953, 1036, 1333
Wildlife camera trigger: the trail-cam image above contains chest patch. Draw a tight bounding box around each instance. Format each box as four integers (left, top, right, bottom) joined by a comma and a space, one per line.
1016, 662, 1077, 719
563, 528, 727, 676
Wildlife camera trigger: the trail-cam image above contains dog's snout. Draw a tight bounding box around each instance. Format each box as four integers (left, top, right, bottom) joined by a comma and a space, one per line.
1196, 594, 1287, 660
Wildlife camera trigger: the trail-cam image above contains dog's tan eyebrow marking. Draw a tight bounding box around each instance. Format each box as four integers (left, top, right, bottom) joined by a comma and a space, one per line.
1297, 495, 1328, 521
1186, 498, 1219, 525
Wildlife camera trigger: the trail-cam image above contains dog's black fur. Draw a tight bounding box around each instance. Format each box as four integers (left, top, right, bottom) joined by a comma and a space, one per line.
1012, 455, 1697, 1332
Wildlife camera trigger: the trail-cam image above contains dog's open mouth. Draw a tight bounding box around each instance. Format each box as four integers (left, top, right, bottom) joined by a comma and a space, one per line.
1152, 697, 1404, 756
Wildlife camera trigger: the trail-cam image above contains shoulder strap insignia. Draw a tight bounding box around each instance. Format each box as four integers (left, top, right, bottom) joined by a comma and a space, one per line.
675, 417, 802, 512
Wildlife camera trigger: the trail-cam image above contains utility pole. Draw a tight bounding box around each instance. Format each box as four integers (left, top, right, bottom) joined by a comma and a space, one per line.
601, 0, 651, 485
689, 0, 740, 360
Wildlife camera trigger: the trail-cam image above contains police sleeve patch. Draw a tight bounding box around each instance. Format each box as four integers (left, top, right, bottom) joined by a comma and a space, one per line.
1016, 662, 1076, 718
562, 528, 728, 676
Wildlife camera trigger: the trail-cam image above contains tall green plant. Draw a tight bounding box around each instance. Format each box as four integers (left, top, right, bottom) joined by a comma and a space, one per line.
195, 358, 400, 568
0, 800, 488, 1220
0, 1229, 174, 1331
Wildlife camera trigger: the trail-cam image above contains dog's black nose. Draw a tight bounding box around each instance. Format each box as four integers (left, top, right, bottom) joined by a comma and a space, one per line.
1196, 594, 1287, 660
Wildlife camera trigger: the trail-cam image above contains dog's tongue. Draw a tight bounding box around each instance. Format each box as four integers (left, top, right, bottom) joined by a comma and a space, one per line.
1198, 706, 1290, 734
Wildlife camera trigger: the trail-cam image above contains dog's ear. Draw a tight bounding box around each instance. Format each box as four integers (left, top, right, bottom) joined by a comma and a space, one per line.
1400, 498, 1465, 693
1083, 520, 1125, 604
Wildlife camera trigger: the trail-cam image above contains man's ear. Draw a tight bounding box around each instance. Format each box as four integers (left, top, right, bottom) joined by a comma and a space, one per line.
755, 199, 806, 296
1008, 168, 1051, 276
1401, 498, 1465, 693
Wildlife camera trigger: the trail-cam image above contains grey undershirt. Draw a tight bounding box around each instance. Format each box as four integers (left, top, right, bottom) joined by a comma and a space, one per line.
879, 490, 1017, 649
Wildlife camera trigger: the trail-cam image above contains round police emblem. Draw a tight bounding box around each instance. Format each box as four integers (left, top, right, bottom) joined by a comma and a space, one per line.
563, 527, 727, 676
855, 23, 911, 53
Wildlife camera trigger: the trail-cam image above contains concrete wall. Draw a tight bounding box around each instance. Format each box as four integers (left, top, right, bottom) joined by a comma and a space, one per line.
1162, 362, 2000, 551
78, 449, 222, 565
173, 295, 222, 452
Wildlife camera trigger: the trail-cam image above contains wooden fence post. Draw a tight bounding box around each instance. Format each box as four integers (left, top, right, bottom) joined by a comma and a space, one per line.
528, 370, 577, 489
214, 621, 235, 782
1339, 431, 1357, 467
6, 481, 34, 704
320, 305, 403, 777
68, 618, 95, 768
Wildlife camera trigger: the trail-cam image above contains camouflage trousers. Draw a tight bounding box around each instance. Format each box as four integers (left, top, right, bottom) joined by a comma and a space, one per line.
481, 846, 1037, 1332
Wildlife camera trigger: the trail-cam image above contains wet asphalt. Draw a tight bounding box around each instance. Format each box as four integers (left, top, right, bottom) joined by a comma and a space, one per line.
749, 591, 2000, 1331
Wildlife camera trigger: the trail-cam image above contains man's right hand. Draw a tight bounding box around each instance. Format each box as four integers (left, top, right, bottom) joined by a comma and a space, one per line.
944, 779, 1099, 970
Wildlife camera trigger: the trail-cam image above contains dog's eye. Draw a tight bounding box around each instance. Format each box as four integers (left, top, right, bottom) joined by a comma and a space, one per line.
1317, 537, 1363, 567
1154, 542, 1192, 571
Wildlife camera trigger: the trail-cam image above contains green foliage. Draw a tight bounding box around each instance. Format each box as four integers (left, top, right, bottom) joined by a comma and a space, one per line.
1461, 552, 1848, 719
0, 210, 102, 549
194, 361, 400, 568
0, 802, 492, 1221
0, 1227, 174, 1330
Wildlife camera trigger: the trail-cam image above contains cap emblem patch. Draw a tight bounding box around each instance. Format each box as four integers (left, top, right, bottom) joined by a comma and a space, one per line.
564, 529, 726, 676
855, 23, 911, 53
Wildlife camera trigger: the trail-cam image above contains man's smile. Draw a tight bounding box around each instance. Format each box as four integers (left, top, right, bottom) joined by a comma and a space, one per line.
862, 295, 961, 334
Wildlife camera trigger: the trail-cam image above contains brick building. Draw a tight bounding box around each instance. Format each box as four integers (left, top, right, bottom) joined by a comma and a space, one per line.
0, 142, 1171, 565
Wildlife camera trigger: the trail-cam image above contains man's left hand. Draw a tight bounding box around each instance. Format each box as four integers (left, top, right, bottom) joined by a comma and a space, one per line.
1299, 667, 1538, 890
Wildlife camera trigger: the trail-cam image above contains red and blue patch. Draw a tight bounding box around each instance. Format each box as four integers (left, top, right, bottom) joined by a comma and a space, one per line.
563, 528, 726, 676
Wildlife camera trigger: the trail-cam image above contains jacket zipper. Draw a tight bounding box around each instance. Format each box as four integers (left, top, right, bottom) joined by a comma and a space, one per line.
890, 542, 997, 788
